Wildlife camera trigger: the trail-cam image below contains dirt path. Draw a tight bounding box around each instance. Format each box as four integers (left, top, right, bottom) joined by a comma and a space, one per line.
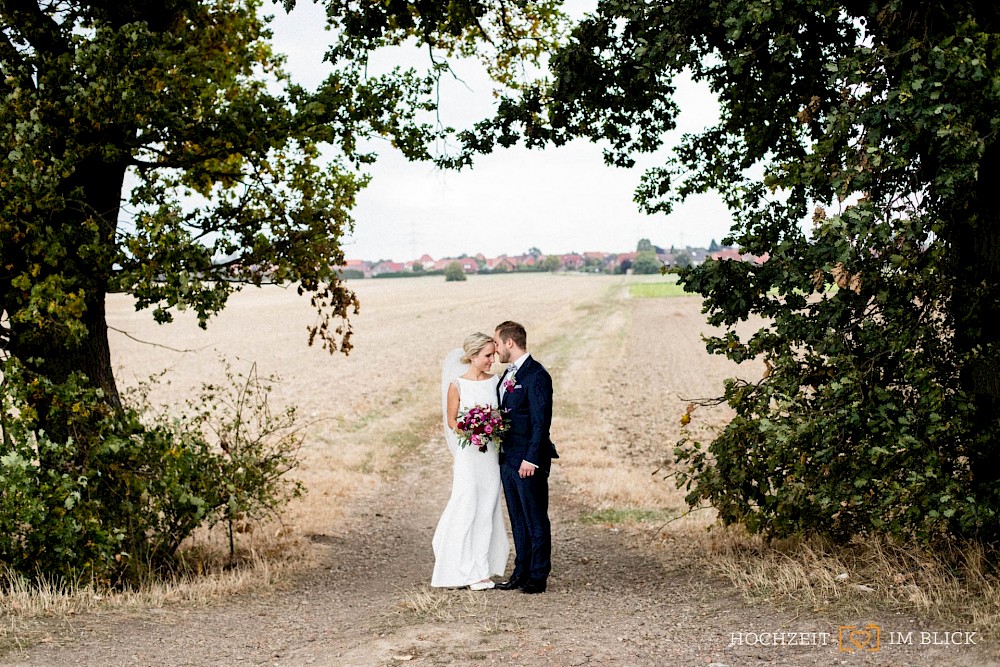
3, 279, 996, 666
8, 453, 992, 666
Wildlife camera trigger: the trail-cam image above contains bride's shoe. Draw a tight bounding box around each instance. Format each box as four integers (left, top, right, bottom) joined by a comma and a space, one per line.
469, 580, 495, 591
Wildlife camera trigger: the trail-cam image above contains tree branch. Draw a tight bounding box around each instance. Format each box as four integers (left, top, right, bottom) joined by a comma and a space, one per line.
0, 28, 33, 91
106, 325, 205, 354
0, 0, 69, 56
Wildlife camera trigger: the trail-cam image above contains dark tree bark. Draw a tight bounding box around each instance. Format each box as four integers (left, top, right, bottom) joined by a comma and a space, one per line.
957, 139, 1000, 488
7, 147, 127, 437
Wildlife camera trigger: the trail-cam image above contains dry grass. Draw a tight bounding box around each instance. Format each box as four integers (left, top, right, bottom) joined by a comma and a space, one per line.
700, 527, 1000, 641
0, 549, 297, 651
0, 549, 290, 618
398, 588, 517, 635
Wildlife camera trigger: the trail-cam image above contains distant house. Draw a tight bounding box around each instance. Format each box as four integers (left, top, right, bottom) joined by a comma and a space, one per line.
433, 257, 478, 273
686, 247, 709, 264
510, 254, 539, 268
614, 252, 638, 271
560, 253, 584, 270
406, 255, 434, 271
371, 260, 405, 276
486, 256, 517, 272
710, 247, 769, 264
336, 259, 372, 278
710, 247, 744, 262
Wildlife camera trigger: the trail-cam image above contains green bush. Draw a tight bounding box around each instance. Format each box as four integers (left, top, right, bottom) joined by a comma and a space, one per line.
0, 359, 303, 585
675, 240, 1000, 544
337, 269, 366, 280
631, 252, 662, 275
444, 261, 467, 281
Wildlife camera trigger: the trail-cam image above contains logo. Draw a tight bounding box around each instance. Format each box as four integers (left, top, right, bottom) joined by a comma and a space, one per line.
839, 624, 881, 652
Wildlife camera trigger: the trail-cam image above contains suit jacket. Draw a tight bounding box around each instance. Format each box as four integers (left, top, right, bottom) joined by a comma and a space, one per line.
498, 356, 559, 470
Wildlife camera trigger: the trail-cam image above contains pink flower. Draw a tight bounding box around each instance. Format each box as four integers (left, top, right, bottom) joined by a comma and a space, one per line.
455, 403, 509, 452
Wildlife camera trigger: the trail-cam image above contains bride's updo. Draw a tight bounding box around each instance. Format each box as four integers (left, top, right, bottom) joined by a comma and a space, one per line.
460, 332, 494, 364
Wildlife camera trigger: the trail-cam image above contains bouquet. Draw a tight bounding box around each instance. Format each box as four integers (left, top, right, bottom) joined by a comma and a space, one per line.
455, 404, 508, 452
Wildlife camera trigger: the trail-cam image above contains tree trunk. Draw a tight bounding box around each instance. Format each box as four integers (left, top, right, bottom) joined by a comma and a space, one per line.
955, 140, 1000, 494
7, 149, 127, 441
33, 290, 121, 410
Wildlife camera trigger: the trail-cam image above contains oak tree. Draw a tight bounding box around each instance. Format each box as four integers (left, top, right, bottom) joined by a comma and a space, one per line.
461, 0, 1000, 542
0, 0, 562, 579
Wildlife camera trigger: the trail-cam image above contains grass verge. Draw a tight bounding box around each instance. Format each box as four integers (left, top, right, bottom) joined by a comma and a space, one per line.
628, 282, 688, 298
701, 528, 1000, 643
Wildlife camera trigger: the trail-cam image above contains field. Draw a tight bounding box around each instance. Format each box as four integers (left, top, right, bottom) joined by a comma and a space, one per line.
103, 272, 741, 539
1, 273, 995, 666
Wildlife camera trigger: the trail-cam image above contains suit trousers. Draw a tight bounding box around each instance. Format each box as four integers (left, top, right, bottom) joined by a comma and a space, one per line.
500, 463, 551, 582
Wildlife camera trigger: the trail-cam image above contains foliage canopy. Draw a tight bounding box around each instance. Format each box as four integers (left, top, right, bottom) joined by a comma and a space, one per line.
458, 0, 1000, 543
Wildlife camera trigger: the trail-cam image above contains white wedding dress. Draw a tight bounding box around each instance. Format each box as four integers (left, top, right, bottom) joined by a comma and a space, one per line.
431, 368, 509, 588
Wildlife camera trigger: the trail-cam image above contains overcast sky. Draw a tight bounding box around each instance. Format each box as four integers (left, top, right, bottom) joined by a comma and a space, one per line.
264, 1, 735, 262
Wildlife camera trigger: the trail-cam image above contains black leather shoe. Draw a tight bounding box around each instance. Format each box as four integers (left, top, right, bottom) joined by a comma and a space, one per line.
521, 579, 547, 594
495, 576, 526, 590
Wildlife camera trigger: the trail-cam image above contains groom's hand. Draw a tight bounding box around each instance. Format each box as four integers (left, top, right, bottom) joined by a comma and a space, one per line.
518, 461, 536, 478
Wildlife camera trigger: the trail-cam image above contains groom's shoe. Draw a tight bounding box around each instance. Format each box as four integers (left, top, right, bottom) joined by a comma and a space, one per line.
495, 575, 527, 591
521, 579, 547, 594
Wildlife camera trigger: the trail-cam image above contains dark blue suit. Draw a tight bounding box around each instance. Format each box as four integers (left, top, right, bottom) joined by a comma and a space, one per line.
498, 356, 558, 584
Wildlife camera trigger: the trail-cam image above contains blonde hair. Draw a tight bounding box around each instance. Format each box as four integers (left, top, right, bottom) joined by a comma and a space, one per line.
460, 332, 494, 364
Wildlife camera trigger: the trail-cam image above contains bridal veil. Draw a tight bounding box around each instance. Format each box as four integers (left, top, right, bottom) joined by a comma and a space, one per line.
440, 348, 468, 456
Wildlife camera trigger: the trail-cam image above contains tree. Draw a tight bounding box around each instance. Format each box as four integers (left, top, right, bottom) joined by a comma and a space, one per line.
444, 261, 467, 281
541, 255, 562, 272
460, 1, 1000, 543
636, 238, 653, 253
631, 252, 661, 275
0, 1, 380, 423
0, 0, 564, 580
1, 0, 562, 425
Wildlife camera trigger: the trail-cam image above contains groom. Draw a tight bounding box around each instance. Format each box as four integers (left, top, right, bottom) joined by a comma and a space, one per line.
493, 321, 558, 594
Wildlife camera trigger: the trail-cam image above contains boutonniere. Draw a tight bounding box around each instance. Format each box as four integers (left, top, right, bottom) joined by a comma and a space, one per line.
502, 367, 517, 393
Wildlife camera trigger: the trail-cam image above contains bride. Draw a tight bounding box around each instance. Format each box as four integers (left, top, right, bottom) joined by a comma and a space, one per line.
431, 332, 510, 590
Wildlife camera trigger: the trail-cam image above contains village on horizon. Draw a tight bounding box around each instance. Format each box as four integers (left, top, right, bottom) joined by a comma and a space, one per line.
338, 240, 769, 278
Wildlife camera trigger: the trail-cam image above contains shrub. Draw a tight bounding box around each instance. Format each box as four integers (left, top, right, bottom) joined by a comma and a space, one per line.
0, 358, 303, 586
444, 261, 467, 281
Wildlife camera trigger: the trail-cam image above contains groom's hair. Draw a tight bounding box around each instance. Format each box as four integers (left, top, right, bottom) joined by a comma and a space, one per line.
495, 321, 527, 349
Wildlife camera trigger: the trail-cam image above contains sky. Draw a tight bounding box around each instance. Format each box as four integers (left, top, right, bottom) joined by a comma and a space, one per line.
263, 1, 735, 262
